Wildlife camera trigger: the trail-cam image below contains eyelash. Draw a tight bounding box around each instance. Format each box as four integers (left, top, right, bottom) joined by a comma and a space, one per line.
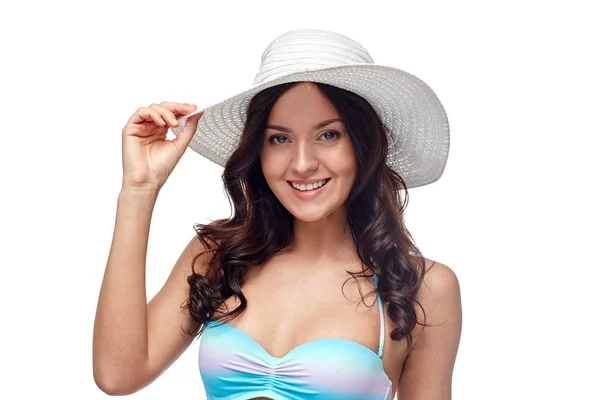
267, 131, 340, 144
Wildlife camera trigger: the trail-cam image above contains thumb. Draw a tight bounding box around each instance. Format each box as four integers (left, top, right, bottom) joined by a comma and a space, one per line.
172, 112, 203, 156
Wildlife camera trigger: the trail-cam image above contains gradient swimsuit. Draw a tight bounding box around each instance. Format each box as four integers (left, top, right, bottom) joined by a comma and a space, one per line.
198, 276, 392, 399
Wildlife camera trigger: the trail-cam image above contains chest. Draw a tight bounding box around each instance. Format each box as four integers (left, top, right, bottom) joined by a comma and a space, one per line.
203, 257, 410, 396
219, 262, 381, 355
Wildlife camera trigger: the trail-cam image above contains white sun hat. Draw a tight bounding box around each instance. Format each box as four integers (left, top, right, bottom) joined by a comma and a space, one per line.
171, 29, 450, 189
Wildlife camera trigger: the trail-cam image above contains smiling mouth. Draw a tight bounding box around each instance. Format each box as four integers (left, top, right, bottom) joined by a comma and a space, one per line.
287, 178, 331, 192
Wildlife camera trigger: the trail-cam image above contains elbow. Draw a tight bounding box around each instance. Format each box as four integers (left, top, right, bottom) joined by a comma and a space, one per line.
93, 364, 146, 396
94, 373, 135, 396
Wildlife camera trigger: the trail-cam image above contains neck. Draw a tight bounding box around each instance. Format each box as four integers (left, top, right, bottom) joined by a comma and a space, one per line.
287, 207, 357, 263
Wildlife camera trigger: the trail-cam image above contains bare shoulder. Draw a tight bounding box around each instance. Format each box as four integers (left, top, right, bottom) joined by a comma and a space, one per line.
182, 232, 216, 276
397, 257, 462, 398
410, 257, 462, 340
420, 258, 461, 302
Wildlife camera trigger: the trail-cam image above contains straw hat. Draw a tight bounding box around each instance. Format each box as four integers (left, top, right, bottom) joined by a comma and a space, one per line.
172, 29, 450, 188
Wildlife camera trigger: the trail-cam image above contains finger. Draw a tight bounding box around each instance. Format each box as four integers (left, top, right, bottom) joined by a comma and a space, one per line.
148, 103, 182, 127
157, 102, 198, 118
128, 107, 166, 126
128, 103, 197, 126
171, 112, 203, 156
149, 109, 167, 126
150, 103, 198, 128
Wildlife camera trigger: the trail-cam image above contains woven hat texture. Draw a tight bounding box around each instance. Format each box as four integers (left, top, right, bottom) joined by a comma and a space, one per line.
172, 29, 450, 189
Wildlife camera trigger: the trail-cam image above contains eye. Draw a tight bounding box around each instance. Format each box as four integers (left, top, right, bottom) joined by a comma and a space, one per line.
319, 131, 340, 141
267, 134, 289, 144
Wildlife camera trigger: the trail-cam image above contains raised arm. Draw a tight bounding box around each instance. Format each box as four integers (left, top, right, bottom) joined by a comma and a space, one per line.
93, 102, 204, 395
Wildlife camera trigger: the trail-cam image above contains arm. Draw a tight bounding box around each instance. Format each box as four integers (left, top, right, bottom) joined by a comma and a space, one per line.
93, 188, 208, 395
397, 261, 462, 400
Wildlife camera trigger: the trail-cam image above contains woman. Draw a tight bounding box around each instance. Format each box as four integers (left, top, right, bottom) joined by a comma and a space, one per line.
93, 29, 462, 400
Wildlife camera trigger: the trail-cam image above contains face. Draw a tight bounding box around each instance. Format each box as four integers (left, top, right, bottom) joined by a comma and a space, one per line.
259, 82, 357, 222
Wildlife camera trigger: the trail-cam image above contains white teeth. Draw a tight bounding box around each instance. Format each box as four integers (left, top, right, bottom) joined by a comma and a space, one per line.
291, 179, 328, 191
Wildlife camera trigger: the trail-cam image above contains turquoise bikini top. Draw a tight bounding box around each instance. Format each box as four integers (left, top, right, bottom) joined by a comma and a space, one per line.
198, 276, 392, 400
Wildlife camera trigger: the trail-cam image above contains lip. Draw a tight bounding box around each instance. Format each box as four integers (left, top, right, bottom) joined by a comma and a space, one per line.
287, 178, 330, 185
287, 179, 330, 200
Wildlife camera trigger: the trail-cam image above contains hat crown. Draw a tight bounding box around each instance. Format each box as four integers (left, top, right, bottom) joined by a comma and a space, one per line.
253, 29, 374, 86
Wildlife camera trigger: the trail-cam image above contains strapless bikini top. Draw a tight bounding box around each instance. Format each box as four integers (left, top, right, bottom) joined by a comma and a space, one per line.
197, 276, 392, 400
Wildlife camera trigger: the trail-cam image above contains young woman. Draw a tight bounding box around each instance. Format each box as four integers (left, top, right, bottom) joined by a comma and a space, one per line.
93, 29, 462, 400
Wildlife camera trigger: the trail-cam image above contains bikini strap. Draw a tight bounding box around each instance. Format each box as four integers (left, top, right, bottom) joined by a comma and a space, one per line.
373, 275, 385, 359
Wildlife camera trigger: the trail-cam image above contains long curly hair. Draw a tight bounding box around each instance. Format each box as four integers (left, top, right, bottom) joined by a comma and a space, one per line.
184, 82, 429, 346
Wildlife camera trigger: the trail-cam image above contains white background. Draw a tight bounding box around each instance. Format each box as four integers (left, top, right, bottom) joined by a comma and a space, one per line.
1, 0, 598, 399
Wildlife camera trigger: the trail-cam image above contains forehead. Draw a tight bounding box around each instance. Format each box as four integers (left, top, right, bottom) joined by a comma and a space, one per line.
267, 82, 340, 126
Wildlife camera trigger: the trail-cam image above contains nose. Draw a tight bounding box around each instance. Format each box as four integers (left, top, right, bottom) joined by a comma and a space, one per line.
291, 142, 319, 174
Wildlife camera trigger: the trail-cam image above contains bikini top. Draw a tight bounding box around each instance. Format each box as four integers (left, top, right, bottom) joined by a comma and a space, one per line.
198, 276, 392, 400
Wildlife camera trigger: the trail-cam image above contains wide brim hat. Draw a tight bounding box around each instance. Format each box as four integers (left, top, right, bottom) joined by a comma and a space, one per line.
171, 29, 450, 189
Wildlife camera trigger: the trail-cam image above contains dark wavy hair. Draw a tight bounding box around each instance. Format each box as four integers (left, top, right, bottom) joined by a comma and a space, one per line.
184, 82, 430, 346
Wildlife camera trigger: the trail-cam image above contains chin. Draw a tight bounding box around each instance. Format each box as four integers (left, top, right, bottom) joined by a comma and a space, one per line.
288, 209, 332, 222
282, 200, 345, 223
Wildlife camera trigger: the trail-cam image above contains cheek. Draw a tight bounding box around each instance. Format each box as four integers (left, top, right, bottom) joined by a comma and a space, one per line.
330, 144, 357, 179
260, 150, 285, 182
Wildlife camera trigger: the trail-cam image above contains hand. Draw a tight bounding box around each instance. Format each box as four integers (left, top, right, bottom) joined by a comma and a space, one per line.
121, 102, 202, 192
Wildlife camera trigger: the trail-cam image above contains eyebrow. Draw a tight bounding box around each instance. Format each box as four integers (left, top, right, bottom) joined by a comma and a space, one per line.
266, 118, 342, 133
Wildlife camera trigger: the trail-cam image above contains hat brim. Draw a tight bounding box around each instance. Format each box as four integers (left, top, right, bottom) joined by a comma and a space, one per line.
171, 63, 450, 189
